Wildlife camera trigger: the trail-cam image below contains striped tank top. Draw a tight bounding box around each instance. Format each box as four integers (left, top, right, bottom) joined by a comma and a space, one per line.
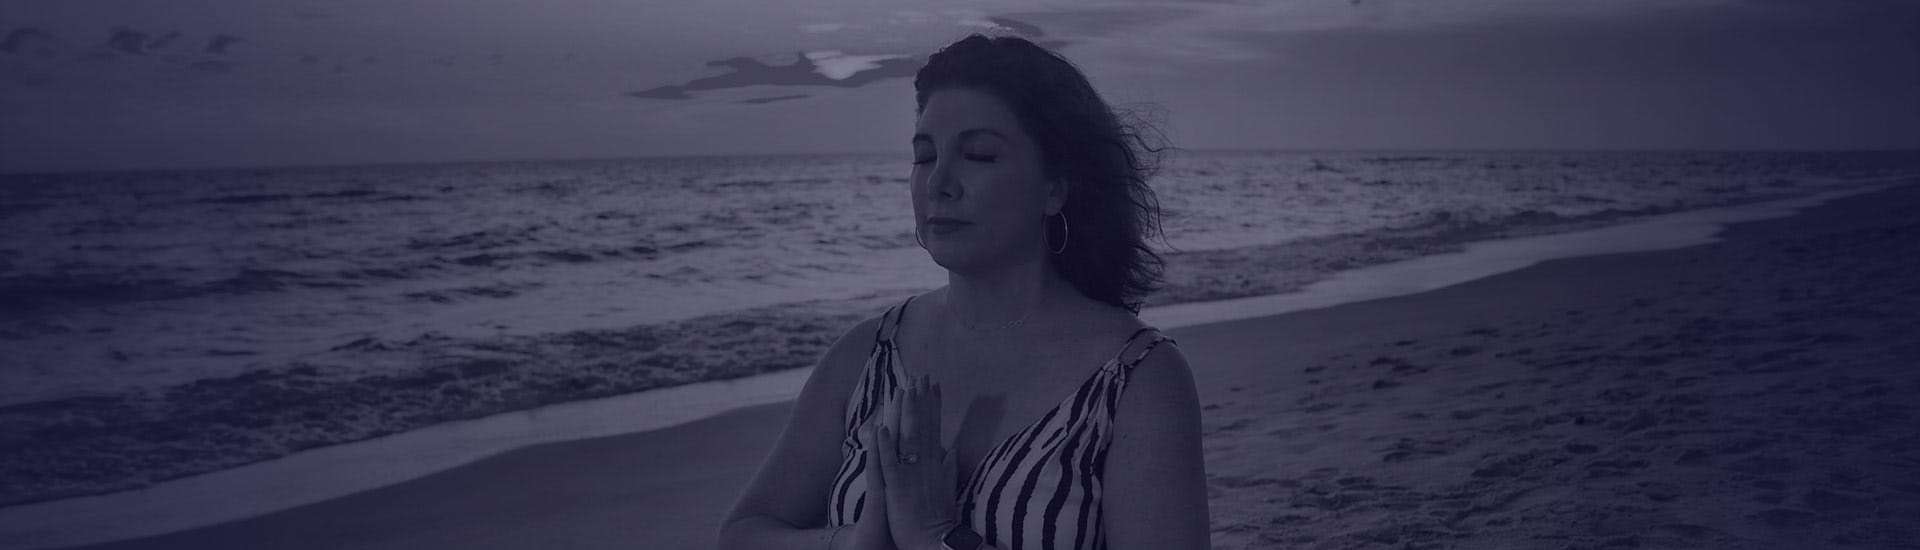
826, 295, 1177, 550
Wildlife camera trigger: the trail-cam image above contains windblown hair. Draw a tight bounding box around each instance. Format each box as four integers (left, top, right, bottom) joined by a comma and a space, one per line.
913, 34, 1172, 314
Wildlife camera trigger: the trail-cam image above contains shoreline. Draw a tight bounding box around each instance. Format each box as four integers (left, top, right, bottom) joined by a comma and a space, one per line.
9, 169, 1916, 511
48, 169, 1920, 549
1, 180, 1908, 549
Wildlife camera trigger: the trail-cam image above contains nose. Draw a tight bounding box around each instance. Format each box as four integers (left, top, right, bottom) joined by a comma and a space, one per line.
929, 156, 962, 200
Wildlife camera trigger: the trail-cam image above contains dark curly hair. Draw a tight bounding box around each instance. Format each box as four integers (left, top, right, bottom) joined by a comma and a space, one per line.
913, 34, 1173, 314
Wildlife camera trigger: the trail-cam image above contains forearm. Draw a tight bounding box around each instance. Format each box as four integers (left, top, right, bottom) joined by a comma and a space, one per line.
717, 515, 850, 550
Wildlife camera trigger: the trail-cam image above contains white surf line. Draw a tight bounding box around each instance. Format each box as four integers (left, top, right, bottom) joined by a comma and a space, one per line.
1143, 180, 1910, 329
0, 179, 1908, 549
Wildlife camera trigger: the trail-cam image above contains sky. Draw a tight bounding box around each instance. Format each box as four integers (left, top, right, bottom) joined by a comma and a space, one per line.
2, 0, 1917, 173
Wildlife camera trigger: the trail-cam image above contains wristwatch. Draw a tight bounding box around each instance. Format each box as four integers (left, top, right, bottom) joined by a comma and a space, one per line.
941, 523, 983, 550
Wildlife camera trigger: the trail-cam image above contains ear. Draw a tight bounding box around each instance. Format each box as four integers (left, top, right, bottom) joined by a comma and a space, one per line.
1045, 178, 1069, 216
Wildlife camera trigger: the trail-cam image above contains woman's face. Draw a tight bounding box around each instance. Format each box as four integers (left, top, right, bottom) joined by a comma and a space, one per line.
910, 88, 1065, 272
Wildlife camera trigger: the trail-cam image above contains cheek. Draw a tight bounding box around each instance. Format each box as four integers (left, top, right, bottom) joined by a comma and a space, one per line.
909, 175, 930, 209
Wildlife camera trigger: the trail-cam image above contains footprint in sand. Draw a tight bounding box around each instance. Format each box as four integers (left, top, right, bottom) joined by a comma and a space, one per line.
1449, 407, 1496, 420
1265, 425, 1323, 439
1302, 402, 1340, 413
1638, 481, 1680, 502
1596, 385, 1650, 403
1209, 418, 1256, 434
1584, 458, 1649, 479
1472, 450, 1549, 478
1379, 437, 1455, 463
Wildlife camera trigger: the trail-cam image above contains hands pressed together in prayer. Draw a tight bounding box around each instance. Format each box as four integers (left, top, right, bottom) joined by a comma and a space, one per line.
845, 374, 964, 550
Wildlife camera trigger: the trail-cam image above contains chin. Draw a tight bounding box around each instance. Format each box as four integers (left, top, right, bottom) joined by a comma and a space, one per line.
924, 245, 975, 271
924, 242, 1031, 274
922, 237, 980, 267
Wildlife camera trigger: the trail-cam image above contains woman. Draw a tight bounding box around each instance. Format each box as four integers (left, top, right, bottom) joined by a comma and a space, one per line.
718, 34, 1209, 550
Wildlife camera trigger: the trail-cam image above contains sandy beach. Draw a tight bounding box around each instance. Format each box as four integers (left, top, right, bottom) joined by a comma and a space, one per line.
58, 181, 1920, 549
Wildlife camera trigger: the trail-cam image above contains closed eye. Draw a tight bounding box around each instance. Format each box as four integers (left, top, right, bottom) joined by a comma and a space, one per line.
911, 154, 996, 165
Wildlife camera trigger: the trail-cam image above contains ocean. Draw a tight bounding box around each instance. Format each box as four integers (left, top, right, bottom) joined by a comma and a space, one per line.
3, 149, 1918, 506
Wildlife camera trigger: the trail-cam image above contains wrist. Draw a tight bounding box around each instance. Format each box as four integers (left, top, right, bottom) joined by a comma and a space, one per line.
825, 524, 849, 550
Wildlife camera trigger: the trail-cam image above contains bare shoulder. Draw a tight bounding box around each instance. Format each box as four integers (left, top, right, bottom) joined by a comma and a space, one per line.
1120, 336, 1194, 405
1103, 337, 1208, 548
1113, 318, 1197, 433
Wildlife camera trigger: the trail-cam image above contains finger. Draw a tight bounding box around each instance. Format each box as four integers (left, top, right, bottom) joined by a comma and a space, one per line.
877, 423, 896, 482
921, 378, 936, 451
941, 444, 958, 501
912, 374, 929, 451
899, 376, 918, 452
917, 376, 935, 456
873, 423, 889, 472
878, 386, 893, 434
890, 384, 904, 451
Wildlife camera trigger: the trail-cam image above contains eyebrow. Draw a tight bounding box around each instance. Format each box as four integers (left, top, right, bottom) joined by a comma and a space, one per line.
910, 128, 1007, 144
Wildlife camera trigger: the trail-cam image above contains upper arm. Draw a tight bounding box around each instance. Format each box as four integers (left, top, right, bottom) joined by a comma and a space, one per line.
1103, 342, 1211, 549
721, 314, 884, 529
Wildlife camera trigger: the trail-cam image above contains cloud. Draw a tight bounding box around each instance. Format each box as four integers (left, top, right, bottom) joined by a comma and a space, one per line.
627, 50, 920, 100
801, 23, 848, 34
805, 50, 912, 80
146, 31, 182, 51
96, 27, 184, 56
205, 34, 242, 54
734, 94, 810, 105
2, 27, 67, 56
106, 27, 152, 55
983, 16, 1047, 38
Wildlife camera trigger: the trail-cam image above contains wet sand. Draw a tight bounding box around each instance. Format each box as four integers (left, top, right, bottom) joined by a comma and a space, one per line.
69, 182, 1920, 549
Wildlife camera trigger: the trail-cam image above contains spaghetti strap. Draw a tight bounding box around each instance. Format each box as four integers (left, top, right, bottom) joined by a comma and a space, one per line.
1114, 327, 1175, 374
873, 294, 916, 345
830, 306, 1176, 548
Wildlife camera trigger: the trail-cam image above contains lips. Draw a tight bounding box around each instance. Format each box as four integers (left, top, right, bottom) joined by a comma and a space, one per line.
924, 216, 971, 236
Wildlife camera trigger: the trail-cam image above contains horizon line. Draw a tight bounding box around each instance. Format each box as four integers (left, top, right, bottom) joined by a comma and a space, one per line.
7, 146, 1920, 177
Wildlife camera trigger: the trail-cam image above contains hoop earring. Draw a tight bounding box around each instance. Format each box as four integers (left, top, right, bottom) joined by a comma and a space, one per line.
915, 227, 927, 250
1048, 211, 1069, 255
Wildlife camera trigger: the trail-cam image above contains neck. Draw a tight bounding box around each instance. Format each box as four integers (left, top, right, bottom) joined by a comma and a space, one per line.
941, 254, 1069, 332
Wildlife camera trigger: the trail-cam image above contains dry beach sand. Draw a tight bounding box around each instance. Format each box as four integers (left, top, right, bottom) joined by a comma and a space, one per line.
66, 181, 1920, 549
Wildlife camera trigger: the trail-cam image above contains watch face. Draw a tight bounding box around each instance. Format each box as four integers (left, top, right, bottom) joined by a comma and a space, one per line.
943, 525, 983, 550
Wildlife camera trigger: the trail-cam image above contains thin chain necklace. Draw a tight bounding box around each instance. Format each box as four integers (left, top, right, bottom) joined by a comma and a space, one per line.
956, 305, 1036, 332
949, 294, 1041, 334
